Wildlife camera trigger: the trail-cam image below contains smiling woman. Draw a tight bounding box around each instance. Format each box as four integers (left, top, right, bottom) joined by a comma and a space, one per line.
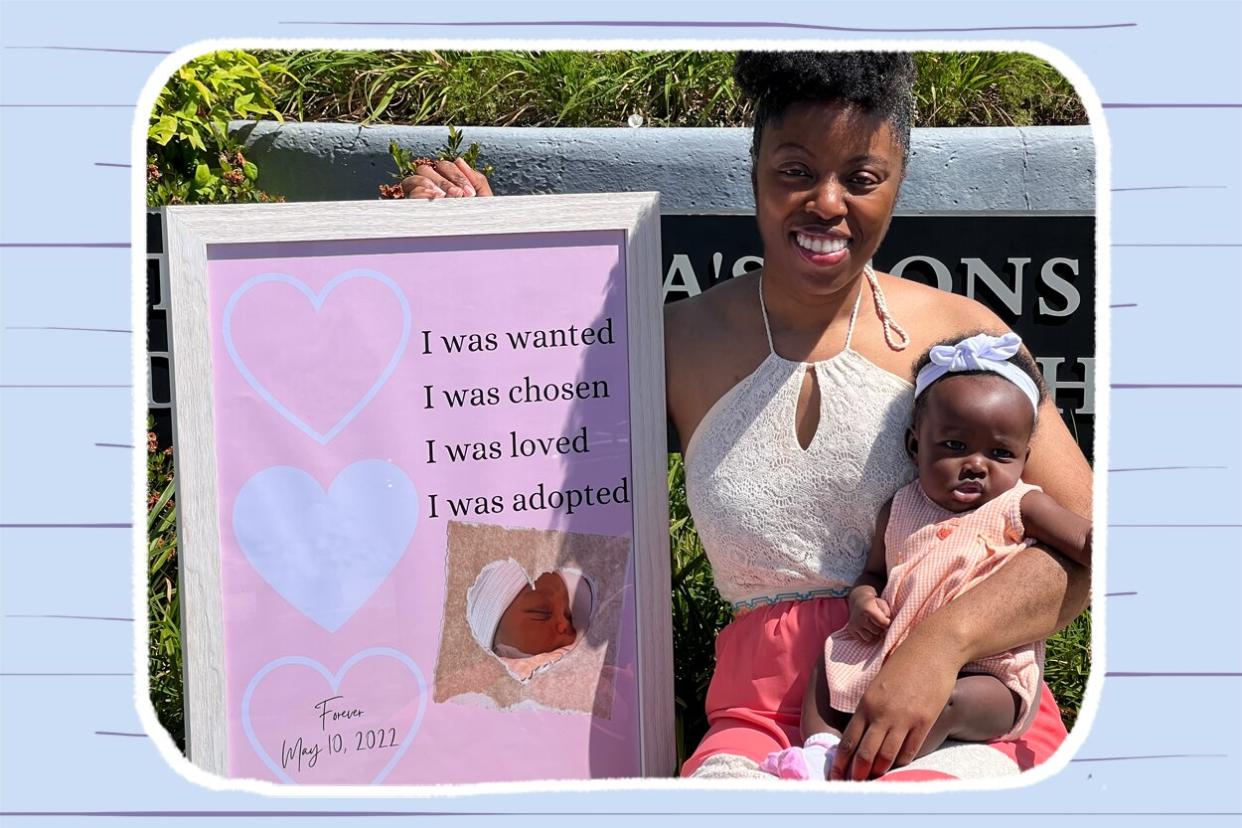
661, 52, 1094, 781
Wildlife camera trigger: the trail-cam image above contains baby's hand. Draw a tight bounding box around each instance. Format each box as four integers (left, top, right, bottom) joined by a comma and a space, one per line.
845, 588, 891, 644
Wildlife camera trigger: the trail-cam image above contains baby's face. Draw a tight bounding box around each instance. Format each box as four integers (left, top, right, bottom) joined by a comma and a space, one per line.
909, 374, 1034, 513
494, 572, 577, 655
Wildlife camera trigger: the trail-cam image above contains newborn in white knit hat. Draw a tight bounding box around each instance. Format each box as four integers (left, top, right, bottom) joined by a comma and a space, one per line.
466, 559, 593, 657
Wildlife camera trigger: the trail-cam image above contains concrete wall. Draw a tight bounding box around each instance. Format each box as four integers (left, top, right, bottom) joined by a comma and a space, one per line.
231, 121, 1095, 214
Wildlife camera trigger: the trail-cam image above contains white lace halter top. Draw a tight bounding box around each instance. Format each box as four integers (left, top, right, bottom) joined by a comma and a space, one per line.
684, 267, 917, 611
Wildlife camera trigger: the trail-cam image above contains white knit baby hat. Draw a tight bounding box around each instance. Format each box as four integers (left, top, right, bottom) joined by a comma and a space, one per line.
466, 558, 531, 649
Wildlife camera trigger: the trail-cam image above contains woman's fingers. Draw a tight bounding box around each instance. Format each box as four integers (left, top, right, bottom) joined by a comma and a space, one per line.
411, 162, 464, 197
869, 728, 908, 779
830, 714, 866, 780
402, 169, 450, 198
432, 159, 476, 196
454, 157, 493, 196
894, 726, 927, 770
399, 174, 444, 199
848, 722, 889, 780
399, 158, 494, 201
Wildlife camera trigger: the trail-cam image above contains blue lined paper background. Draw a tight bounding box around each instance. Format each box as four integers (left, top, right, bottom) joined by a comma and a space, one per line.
2, 1, 1240, 825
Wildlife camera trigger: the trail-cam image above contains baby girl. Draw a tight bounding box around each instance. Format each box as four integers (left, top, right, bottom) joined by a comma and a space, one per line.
763, 332, 1093, 780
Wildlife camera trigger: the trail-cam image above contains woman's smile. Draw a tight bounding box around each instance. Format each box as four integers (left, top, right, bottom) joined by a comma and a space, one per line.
793, 230, 851, 266
755, 100, 903, 296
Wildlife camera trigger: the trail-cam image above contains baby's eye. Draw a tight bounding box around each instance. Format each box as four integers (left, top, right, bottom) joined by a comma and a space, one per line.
942, 440, 966, 451
992, 449, 1015, 459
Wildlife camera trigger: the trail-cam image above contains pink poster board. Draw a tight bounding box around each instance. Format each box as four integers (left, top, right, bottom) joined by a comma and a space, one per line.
165, 195, 671, 785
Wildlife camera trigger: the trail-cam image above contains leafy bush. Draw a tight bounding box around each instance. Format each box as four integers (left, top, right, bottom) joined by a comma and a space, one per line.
146, 50, 285, 206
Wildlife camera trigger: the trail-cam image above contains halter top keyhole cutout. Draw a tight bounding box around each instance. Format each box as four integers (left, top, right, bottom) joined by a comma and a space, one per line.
758, 272, 866, 452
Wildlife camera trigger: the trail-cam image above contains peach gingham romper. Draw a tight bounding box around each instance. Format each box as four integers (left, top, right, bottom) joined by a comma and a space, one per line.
824, 478, 1046, 740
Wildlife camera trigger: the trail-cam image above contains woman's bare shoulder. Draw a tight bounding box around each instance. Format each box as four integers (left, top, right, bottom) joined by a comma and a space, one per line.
876, 271, 1010, 341
664, 272, 767, 441
665, 272, 761, 360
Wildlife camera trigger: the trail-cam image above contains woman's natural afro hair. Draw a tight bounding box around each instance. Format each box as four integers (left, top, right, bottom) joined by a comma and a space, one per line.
733, 51, 916, 164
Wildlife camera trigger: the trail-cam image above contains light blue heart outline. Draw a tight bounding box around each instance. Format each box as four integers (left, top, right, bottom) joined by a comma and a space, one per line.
241, 647, 428, 785
222, 269, 412, 445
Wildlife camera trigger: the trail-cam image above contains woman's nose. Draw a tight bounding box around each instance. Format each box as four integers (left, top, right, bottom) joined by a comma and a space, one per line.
806, 177, 847, 219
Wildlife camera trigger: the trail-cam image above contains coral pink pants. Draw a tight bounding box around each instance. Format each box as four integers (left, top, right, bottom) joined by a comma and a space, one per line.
679, 597, 1067, 780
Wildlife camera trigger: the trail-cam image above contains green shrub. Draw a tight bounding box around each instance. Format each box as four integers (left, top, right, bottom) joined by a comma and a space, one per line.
146, 50, 285, 206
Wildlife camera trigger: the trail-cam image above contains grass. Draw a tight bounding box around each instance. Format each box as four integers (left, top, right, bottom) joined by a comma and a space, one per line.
147, 422, 184, 752
254, 50, 1086, 129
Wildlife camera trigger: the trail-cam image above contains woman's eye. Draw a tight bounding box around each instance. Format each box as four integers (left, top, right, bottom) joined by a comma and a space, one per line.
779, 167, 810, 179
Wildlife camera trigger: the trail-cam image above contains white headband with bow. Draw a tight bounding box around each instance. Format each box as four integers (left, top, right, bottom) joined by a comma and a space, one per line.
914, 332, 1041, 414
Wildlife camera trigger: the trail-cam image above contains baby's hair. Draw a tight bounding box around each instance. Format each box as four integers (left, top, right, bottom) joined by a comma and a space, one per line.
912, 330, 1047, 426
733, 51, 916, 166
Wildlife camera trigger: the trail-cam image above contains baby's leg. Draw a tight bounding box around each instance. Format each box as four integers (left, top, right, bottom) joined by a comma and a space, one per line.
761, 653, 849, 779
801, 652, 850, 741
916, 673, 1021, 758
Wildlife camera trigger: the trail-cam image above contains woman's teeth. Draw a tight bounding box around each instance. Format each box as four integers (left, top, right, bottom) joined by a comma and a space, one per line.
795, 233, 848, 254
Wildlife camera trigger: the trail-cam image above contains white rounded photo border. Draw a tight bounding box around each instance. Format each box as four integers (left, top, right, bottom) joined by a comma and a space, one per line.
130, 34, 1109, 799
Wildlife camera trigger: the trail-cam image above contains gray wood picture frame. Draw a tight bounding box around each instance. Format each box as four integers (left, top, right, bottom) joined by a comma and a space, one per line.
163, 193, 673, 782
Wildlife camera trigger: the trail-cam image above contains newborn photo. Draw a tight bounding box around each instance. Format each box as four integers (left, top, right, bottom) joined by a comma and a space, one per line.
434, 521, 632, 718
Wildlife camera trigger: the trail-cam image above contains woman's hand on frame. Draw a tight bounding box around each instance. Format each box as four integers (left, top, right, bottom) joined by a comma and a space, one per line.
400, 158, 493, 199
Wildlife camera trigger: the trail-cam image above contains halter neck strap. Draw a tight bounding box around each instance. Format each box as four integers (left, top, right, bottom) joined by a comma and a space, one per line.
758, 262, 908, 357
758, 271, 778, 353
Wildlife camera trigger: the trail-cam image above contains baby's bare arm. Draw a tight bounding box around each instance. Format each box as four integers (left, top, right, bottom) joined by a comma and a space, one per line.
1020, 490, 1093, 568
853, 499, 893, 597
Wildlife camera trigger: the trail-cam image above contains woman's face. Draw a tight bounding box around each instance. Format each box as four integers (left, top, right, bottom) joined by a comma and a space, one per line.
753, 101, 904, 297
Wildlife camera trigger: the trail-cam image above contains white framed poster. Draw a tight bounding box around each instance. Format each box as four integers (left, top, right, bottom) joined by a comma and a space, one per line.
164, 193, 672, 784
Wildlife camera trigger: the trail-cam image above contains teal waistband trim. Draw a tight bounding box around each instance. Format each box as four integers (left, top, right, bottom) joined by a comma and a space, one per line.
731, 586, 851, 612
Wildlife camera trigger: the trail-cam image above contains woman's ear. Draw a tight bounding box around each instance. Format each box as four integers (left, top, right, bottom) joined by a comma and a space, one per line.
905, 427, 918, 460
